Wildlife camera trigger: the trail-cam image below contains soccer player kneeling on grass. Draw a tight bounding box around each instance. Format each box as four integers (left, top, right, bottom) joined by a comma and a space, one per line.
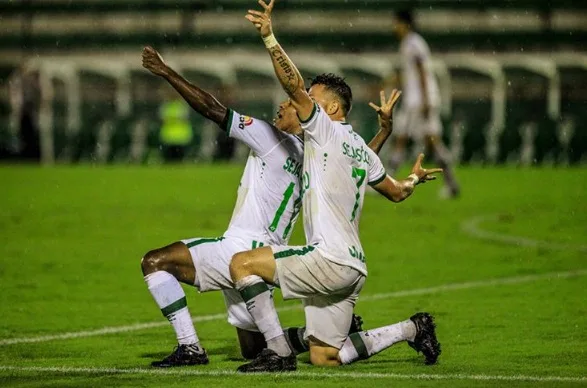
139, 45, 392, 367
229, 0, 442, 372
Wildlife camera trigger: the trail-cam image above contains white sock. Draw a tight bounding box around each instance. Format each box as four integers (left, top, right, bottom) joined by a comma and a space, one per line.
338, 320, 416, 364
144, 271, 201, 349
236, 275, 291, 356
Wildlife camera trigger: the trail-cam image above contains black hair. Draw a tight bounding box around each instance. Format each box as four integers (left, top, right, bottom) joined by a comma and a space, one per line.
395, 10, 415, 28
309, 73, 353, 115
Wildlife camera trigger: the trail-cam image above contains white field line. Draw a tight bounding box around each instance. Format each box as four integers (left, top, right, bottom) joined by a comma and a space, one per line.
1, 268, 586, 346
462, 215, 587, 252
0, 365, 585, 383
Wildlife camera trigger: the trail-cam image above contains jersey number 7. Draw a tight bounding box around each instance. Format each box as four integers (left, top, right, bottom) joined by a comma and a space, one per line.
350, 167, 366, 221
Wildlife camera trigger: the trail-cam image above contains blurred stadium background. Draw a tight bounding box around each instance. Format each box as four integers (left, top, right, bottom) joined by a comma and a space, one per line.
2, 2, 587, 386
2, 0, 587, 166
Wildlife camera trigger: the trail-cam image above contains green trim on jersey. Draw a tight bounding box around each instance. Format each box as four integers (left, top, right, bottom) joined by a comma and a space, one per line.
223, 109, 234, 136
298, 103, 317, 124
274, 245, 315, 259
186, 237, 225, 248
368, 173, 387, 186
349, 332, 369, 360
161, 296, 187, 317
240, 282, 270, 302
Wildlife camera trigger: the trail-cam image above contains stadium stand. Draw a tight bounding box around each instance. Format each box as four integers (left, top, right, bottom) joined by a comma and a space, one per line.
1, 0, 586, 165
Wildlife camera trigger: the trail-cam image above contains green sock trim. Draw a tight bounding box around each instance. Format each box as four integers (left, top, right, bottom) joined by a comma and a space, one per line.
349, 332, 369, 360
161, 296, 187, 317
240, 282, 269, 302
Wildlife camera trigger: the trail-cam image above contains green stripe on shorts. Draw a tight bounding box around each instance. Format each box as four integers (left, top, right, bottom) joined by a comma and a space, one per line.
186, 237, 225, 248
274, 245, 315, 259
161, 296, 187, 317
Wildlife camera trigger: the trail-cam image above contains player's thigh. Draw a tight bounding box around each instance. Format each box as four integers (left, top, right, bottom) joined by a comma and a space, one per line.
183, 236, 243, 291
303, 275, 365, 350
142, 241, 195, 284
420, 108, 443, 142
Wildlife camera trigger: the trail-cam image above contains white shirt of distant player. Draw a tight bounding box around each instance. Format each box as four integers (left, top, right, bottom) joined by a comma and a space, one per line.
400, 31, 440, 108
300, 104, 386, 276
223, 110, 304, 246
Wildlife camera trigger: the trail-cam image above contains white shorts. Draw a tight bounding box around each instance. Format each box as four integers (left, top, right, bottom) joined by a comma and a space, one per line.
181, 236, 266, 332
394, 106, 442, 140
272, 245, 365, 349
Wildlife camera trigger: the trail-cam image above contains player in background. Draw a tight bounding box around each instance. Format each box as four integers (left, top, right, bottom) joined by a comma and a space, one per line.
389, 10, 460, 199
140, 46, 396, 367
229, 0, 442, 372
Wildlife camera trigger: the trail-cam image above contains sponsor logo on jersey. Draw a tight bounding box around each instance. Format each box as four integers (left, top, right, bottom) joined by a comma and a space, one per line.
238, 115, 254, 129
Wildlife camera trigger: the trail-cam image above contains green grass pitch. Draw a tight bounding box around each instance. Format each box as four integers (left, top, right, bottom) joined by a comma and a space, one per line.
0, 164, 586, 387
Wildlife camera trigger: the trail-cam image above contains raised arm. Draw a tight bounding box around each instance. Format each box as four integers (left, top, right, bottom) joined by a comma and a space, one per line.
142, 46, 227, 125
372, 154, 442, 203
367, 89, 402, 154
245, 0, 314, 121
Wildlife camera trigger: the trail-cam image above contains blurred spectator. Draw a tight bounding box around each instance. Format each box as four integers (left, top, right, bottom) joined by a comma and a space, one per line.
9, 66, 41, 161
158, 89, 193, 163
389, 10, 460, 198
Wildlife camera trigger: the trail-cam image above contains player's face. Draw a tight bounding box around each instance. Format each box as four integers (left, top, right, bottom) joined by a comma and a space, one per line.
392, 19, 407, 39
274, 99, 302, 135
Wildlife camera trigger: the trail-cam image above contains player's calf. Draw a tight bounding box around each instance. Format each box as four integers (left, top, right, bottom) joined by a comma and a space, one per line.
142, 242, 207, 367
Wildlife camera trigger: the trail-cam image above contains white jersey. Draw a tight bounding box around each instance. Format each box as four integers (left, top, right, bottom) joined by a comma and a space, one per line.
300, 104, 386, 276
222, 109, 304, 245
400, 31, 440, 108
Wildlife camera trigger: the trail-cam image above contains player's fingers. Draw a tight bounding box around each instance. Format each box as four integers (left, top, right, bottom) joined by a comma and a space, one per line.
379, 90, 386, 106
368, 102, 381, 112
389, 90, 402, 106
245, 14, 262, 23
426, 168, 443, 175
258, 0, 269, 10
248, 9, 266, 17
416, 153, 425, 165
386, 89, 397, 104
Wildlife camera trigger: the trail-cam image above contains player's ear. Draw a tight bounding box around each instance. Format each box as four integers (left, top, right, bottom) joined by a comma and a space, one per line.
325, 100, 340, 116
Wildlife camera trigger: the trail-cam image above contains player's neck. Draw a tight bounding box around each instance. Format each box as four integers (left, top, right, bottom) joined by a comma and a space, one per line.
328, 113, 346, 122
400, 29, 412, 40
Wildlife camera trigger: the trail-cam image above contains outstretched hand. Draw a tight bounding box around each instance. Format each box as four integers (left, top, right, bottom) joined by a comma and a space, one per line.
245, 0, 275, 38
369, 89, 402, 130
142, 46, 168, 77
411, 153, 443, 184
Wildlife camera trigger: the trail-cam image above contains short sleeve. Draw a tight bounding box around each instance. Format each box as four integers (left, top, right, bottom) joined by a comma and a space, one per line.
222, 109, 282, 157
366, 147, 386, 186
299, 103, 332, 147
